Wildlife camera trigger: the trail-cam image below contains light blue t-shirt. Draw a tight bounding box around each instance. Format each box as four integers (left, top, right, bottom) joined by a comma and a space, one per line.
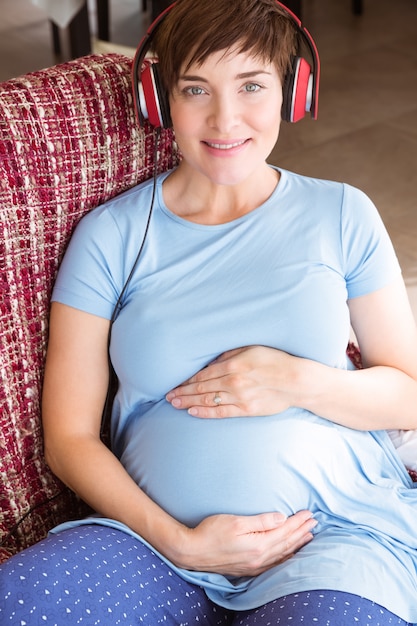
51, 168, 417, 621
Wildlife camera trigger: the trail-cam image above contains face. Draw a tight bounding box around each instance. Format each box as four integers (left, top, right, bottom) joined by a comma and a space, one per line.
169, 47, 283, 187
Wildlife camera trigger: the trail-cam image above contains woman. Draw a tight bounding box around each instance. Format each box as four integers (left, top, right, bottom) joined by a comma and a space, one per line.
1, 0, 417, 623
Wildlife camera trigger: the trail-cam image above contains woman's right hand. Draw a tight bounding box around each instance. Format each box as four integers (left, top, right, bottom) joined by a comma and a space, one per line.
176, 510, 317, 577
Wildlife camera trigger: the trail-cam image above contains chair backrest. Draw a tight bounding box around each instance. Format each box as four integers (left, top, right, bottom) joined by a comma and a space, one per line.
0, 53, 178, 562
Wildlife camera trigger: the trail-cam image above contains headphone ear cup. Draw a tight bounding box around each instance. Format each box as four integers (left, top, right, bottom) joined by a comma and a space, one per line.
139, 62, 172, 128
282, 56, 312, 123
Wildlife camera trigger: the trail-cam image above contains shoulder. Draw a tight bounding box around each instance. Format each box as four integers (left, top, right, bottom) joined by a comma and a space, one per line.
279, 167, 366, 205
278, 167, 343, 192
78, 174, 162, 236
278, 168, 381, 227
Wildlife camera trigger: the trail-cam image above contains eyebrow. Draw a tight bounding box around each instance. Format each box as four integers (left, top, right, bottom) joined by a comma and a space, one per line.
178, 70, 272, 82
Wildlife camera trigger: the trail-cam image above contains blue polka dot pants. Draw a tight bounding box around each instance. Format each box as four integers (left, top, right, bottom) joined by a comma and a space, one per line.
0, 525, 413, 625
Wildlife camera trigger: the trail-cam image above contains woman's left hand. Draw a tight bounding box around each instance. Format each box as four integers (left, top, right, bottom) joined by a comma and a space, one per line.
166, 346, 298, 418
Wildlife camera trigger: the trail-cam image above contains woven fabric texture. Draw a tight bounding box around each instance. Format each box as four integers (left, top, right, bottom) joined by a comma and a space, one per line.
0, 53, 178, 562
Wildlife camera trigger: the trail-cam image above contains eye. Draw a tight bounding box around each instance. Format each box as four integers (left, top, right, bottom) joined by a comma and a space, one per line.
244, 82, 261, 93
184, 85, 206, 96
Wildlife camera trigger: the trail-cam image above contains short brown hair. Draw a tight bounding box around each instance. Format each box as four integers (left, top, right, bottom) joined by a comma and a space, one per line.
151, 0, 299, 92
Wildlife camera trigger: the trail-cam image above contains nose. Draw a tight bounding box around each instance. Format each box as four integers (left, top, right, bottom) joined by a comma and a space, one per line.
208, 94, 240, 133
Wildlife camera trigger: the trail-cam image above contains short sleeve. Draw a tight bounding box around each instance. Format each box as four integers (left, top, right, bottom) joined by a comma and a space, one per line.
341, 184, 401, 299
52, 205, 124, 319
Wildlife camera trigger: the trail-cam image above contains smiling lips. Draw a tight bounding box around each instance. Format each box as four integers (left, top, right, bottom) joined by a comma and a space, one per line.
204, 139, 247, 150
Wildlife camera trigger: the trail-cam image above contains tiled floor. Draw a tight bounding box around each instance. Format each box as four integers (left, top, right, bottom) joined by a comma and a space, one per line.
2, 0, 417, 317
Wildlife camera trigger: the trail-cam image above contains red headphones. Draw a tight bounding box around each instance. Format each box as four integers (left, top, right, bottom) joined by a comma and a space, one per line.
132, 1, 320, 128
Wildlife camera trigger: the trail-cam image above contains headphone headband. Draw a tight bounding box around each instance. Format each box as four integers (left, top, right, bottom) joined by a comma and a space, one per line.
132, 1, 320, 127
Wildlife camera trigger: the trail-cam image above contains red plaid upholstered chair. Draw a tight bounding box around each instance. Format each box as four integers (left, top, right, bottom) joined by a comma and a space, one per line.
0, 54, 178, 562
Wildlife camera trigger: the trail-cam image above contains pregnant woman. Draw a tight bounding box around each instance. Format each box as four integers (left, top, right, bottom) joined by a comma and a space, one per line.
2, 0, 417, 624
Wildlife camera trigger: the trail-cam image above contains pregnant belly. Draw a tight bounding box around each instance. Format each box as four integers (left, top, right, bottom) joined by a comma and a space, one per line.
119, 401, 349, 526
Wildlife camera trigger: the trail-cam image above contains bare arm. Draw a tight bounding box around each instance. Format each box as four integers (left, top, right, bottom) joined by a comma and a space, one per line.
42, 302, 315, 575
167, 276, 417, 430
307, 276, 417, 430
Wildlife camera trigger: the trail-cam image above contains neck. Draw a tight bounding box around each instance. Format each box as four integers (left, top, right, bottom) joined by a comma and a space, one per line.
163, 163, 280, 225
